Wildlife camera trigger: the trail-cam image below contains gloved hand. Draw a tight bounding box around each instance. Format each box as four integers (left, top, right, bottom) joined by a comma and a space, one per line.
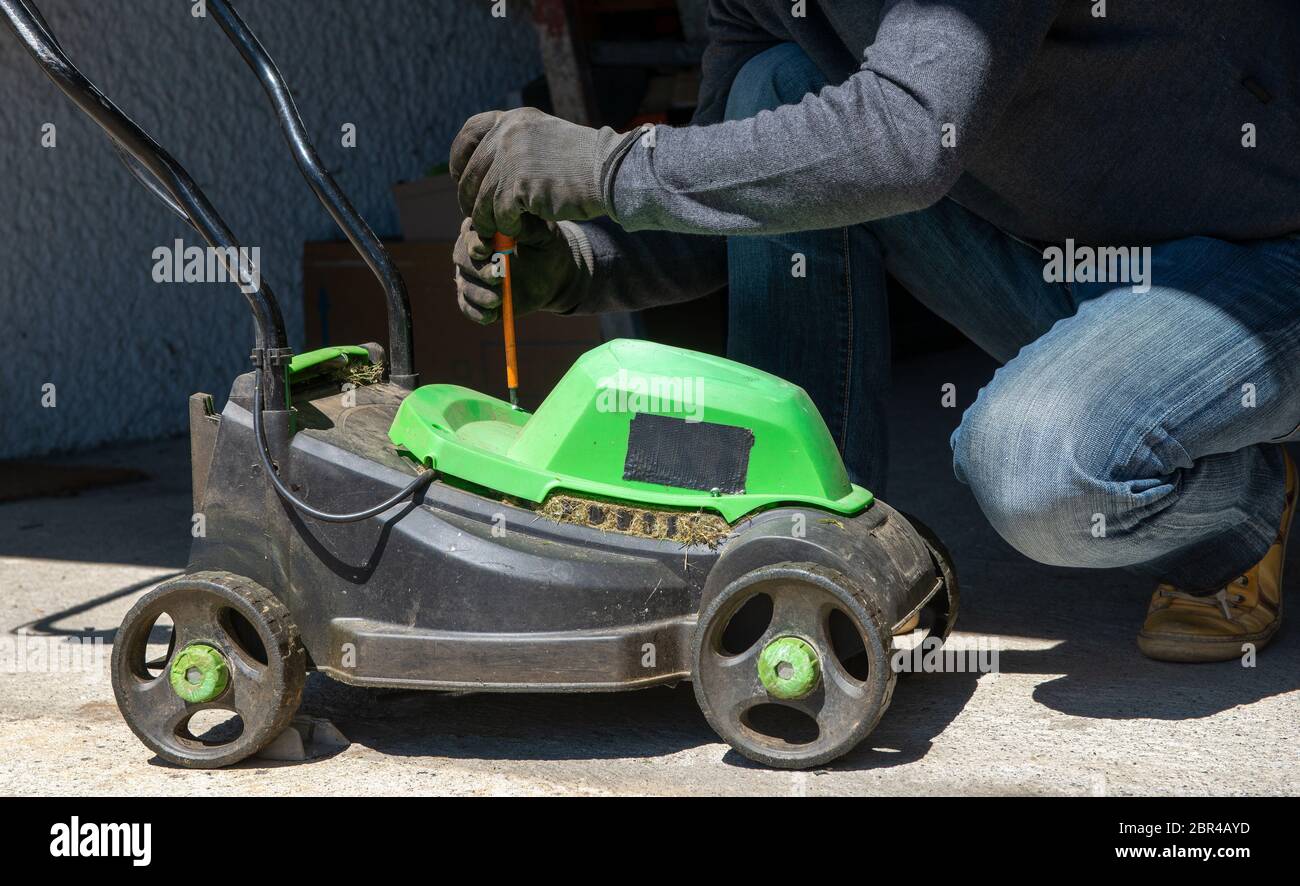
453, 215, 591, 325
450, 107, 640, 238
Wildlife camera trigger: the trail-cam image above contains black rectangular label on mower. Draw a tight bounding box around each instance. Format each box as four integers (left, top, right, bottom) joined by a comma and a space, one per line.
623, 413, 754, 495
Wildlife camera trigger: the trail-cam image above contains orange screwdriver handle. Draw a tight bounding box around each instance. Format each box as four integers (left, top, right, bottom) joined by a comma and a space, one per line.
492, 233, 520, 407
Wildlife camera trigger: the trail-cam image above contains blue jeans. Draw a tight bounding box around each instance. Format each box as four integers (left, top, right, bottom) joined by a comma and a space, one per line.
726, 43, 1300, 590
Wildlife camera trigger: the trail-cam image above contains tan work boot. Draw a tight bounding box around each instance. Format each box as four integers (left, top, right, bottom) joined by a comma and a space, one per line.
1137, 451, 1295, 662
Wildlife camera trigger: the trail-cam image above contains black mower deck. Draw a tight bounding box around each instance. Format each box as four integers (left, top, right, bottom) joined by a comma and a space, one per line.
186, 373, 945, 693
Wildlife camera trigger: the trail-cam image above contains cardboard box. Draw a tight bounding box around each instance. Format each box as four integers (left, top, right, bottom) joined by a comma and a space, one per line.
303, 241, 604, 410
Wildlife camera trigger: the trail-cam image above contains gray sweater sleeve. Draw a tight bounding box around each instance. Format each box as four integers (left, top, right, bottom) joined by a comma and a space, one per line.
610, 0, 1062, 236
558, 219, 727, 315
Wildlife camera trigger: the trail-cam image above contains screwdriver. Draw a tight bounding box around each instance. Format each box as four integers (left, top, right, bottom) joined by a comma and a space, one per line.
492, 232, 520, 408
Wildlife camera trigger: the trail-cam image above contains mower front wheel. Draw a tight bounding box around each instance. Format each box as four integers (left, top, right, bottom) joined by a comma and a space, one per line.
111, 571, 305, 769
692, 562, 896, 769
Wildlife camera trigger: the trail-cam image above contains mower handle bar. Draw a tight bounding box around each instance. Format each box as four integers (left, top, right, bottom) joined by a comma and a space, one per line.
22, 2, 198, 223
0, 0, 292, 410
1, 0, 420, 404
207, 0, 417, 390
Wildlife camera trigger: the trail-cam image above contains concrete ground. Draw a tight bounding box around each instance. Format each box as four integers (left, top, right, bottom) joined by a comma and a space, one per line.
2, 344, 1298, 796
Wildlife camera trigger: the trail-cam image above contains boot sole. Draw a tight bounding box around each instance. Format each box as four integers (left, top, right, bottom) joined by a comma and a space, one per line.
1136, 610, 1280, 663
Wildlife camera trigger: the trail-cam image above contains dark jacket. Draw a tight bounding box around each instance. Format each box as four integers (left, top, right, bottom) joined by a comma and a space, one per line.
570, 0, 1300, 313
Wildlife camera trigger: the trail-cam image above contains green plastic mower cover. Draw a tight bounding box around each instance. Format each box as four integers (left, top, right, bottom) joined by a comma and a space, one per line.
388, 339, 873, 522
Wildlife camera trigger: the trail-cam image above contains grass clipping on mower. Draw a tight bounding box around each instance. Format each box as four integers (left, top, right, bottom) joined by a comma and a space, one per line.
539, 493, 731, 549
336, 360, 385, 386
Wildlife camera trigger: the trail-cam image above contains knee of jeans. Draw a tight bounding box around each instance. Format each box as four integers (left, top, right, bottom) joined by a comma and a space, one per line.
952, 385, 1157, 569
725, 43, 828, 121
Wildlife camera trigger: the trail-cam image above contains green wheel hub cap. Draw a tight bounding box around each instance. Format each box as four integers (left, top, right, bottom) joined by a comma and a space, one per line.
757, 636, 820, 700
169, 644, 230, 703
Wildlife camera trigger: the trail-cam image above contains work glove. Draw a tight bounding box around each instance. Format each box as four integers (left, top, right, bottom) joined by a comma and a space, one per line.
453, 214, 592, 325
450, 107, 641, 238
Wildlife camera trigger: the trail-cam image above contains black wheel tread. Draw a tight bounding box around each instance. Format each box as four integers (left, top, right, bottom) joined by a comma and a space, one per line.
112, 570, 305, 769
691, 561, 897, 770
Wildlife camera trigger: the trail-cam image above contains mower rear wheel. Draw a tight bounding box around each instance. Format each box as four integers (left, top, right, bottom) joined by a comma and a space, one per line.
111, 571, 305, 768
692, 563, 895, 769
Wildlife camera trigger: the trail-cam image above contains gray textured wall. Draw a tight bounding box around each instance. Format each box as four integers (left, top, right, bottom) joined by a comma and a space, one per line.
0, 0, 538, 458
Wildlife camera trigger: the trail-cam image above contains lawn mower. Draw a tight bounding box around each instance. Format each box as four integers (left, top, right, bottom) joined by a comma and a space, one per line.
4, 0, 957, 769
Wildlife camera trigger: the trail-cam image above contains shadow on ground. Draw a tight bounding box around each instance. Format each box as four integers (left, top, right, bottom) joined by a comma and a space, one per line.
287, 665, 980, 770
0, 437, 191, 568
